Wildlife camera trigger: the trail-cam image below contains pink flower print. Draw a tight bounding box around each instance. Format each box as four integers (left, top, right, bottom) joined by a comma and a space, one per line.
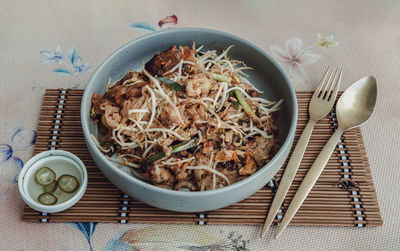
269, 38, 321, 84
158, 15, 178, 29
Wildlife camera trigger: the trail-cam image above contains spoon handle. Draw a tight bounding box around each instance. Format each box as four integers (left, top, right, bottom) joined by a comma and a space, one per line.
274, 129, 344, 239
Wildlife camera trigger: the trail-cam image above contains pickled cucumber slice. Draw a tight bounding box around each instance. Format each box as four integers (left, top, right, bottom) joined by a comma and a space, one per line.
38, 192, 58, 205
35, 167, 56, 186
57, 174, 80, 193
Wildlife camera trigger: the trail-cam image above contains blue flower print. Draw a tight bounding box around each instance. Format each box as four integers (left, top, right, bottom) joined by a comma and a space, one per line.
102, 230, 133, 251
129, 22, 157, 31
11, 128, 36, 149
0, 127, 34, 201
68, 222, 99, 251
39, 45, 91, 88
40, 45, 66, 64
0, 144, 13, 163
0, 156, 23, 198
72, 56, 92, 76
9, 156, 24, 183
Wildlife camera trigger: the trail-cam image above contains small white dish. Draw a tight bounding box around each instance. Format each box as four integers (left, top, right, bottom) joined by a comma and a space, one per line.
18, 150, 88, 213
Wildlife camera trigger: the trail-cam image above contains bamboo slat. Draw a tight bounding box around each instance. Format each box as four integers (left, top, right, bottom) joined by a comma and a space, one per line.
21, 89, 383, 227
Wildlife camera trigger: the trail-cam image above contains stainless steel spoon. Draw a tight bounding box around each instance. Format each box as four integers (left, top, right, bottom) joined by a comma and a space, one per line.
275, 76, 377, 239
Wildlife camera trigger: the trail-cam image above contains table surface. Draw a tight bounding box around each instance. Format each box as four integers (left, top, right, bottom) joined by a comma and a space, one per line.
1, 0, 398, 250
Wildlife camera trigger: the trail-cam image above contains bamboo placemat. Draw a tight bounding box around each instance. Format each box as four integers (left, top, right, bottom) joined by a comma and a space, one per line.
22, 89, 382, 227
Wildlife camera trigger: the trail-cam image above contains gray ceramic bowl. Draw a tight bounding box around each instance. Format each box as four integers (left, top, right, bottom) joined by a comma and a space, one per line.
81, 28, 297, 212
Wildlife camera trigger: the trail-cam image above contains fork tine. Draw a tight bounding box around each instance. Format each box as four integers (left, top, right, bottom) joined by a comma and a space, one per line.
328, 69, 342, 101
323, 67, 338, 100
321, 67, 337, 99
313, 66, 331, 98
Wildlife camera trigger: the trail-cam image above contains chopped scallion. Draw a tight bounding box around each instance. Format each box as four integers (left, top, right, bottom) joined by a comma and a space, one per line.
145, 151, 166, 163
211, 73, 232, 82
234, 89, 255, 117
228, 91, 240, 109
171, 138, 197, 153
145, 139, 197, 163
158, 77, 183, 91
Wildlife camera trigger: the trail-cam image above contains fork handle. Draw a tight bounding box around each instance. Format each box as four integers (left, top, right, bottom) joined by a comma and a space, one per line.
260, 119, 316, 237
274, 128, 344, 239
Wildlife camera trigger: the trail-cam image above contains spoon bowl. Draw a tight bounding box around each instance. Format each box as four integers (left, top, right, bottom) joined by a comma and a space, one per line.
337, 76, 377, 130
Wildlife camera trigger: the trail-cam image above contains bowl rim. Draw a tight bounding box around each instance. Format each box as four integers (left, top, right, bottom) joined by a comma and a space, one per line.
81, 27, 297, 197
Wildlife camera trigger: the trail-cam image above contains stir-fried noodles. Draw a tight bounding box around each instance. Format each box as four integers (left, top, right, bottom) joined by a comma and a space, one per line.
90, 44, 282, 191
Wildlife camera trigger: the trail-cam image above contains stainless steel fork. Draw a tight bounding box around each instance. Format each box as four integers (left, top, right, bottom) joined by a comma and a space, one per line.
260, 66, 342, 238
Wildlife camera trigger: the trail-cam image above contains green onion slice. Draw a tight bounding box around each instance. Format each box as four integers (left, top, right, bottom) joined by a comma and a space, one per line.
35, 167, 56, 186
158, 77, 183, 91
38, 192, 58, 205
234, 89, 255, 117
57, 174, 80, 193
145, 151, 166, 163
146, 138, 197, 163
171, 139, 197, 153
211, 73, 232, 82
228, 91, 240, 109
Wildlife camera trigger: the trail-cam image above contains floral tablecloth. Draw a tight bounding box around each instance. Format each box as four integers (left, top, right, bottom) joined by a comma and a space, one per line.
1, 0, 399, 250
